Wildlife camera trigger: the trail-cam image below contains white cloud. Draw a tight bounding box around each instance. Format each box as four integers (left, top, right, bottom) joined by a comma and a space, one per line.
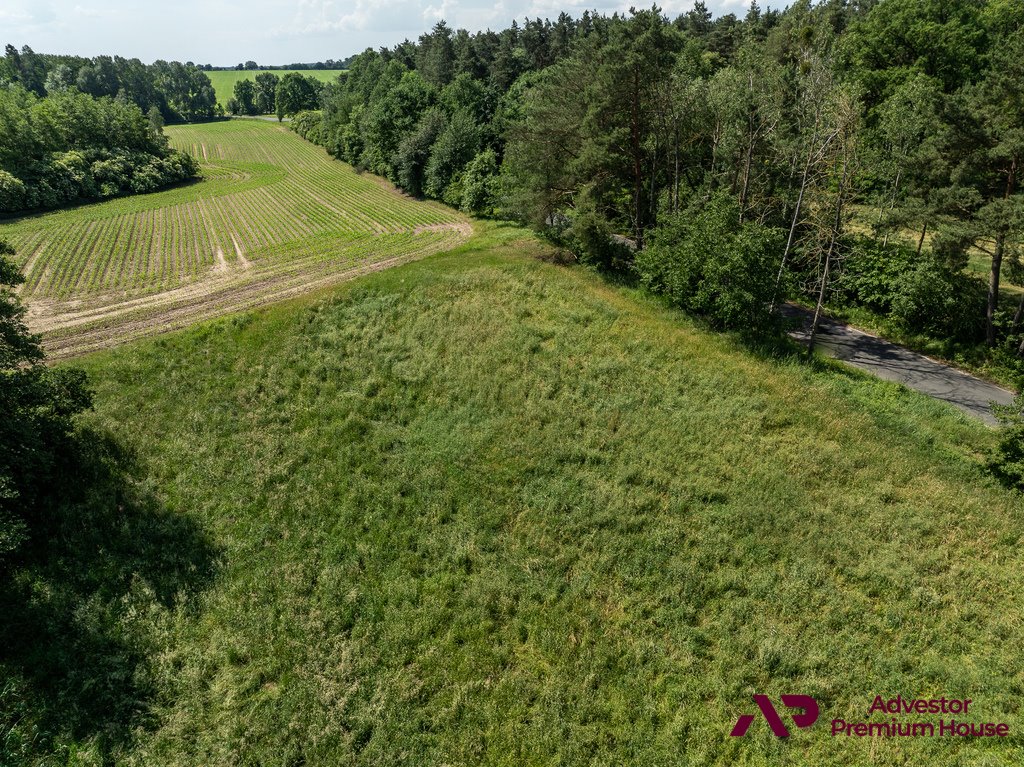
7, 0, 763, 66
0, 0, 56, 27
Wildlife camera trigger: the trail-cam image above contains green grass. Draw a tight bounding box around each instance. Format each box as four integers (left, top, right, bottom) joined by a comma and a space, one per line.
206, 70, 345, 111
0, 120, 463, 304
4, 223, 1023, 765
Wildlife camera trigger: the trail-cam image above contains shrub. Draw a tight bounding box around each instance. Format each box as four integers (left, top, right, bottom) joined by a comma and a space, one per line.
989, 394, 1024, 490
889, 257, 986, 341
566, 201, 633, 272
831, 234, 985, 342
635, 194, 783, 329
460, 149, 499, 216
0, 149, 197, 214
0, 171, 26, 212
0, 240, 93, 562
834, 235, 916, 311
291, 110, 325, 144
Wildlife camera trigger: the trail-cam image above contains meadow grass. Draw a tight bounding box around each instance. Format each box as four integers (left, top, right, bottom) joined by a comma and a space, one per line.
205, 70, 346, 111
4, 224, 1024, 765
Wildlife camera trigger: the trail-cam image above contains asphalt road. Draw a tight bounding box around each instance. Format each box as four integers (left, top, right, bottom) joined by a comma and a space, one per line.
783, 305, 1016, 425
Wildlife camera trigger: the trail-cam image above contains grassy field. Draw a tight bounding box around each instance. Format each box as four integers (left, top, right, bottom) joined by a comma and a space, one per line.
206, 70, 345, 111
3, 223, 1023, 765
0, 119, 469, 358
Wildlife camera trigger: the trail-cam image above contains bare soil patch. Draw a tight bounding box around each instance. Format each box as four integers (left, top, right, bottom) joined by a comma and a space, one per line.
33, 227, 470, 360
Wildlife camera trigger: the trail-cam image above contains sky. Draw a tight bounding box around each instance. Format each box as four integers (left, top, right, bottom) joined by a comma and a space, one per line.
1, 0, 760, 67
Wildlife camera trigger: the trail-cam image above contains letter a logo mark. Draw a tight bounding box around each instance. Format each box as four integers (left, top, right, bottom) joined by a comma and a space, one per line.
730, 695, 819, 737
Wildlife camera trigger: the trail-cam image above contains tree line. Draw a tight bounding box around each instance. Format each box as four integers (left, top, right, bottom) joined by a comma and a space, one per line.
1, 45, 221, 122
228, 58, 354, 71
227, 72, 327, 119
0, 87, 198, 214
289, 0, 1024, 378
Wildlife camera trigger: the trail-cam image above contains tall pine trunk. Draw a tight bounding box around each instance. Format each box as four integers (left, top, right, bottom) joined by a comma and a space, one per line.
771, 121, 820, 312
808, 142, 851, 354
631, 65, 645, 248
880, 168, 901, 247
988, 158, 1017, 347
987, 234, 1004, 347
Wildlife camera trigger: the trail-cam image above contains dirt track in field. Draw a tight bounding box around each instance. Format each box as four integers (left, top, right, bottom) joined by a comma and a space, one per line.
31, 223, 472, 361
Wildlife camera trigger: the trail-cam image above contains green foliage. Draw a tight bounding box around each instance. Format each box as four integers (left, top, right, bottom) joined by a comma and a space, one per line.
564, 199, 632, 271
2, 44, 46, 96
416, 20, 456, 88
151, 61, 217, 122
294, 19, 587, 211
290, 110, 325, 144
253, 72, 282, 114
844, 0, 987, 106
438, 72, 494, 125
361, 70, 435, 178
505, 9, 682, 246
460, 148, 499, 215
0, 48, 224, 123
0, 87, 197, 214
230, 78, 257, 115
424, 109, 479, 199
834, 235, 916, 312
338, 104, 365, 166
395, 108, 446, 197
830, 236, 986, 342
0, 240, 92, 561
0, 242, 39, 368
275, 72, 324, 119
889, 256, 987, 342
989, 393, 1024, 489
0, 172, 26, 212
636, 195, 783, 329
199, 70, 338, 112
499, 66, 583, 228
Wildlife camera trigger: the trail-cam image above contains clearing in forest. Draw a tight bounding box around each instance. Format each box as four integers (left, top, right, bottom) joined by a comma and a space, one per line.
0, 119, 471, 359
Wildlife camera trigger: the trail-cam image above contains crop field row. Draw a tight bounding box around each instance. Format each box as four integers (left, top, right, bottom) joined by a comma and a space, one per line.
35, 227, 467, 359
0, 119, 471, 357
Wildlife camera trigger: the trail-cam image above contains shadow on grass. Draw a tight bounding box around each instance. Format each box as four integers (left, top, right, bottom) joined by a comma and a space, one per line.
0, 427, 219, 757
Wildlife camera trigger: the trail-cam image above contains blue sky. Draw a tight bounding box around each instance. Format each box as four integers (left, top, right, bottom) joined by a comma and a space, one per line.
2, 0, 758, 66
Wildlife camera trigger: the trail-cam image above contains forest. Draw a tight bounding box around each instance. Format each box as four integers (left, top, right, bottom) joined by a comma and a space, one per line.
0, 47, 225, 213
291, 0, 1024, 382
1, 46, 221, 122
0, 88, 198, 213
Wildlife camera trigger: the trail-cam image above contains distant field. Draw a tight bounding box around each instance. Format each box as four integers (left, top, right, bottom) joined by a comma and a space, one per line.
0, 119, 469, 358
206, 69, 345, 110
